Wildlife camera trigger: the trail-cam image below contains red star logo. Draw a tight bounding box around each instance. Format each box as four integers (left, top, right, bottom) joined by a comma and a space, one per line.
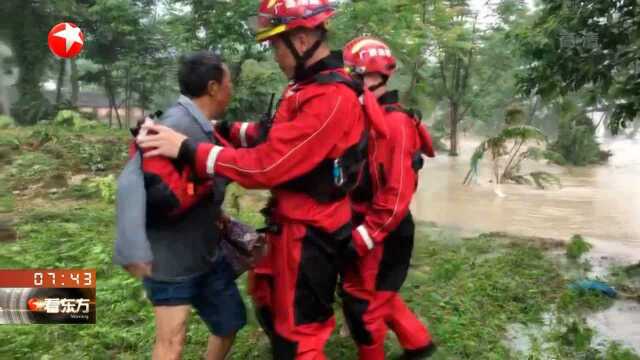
47, 22, 84, 59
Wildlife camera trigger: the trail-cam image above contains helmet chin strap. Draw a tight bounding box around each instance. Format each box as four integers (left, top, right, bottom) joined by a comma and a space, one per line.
368, 75, 389, 93
281, 28, 327, 79
350, 73, 387, 93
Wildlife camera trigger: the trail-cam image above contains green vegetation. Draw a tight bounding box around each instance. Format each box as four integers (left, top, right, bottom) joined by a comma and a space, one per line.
0, 124, 637, 359
608, 264, 640, 302
0, 115, 14, 129
464, 106, 561, 189
514, 0, 640, 133
566, 235, 593, 261
1, 0, 639, 354
550, 110, 610, 166
1, 0, 627, 163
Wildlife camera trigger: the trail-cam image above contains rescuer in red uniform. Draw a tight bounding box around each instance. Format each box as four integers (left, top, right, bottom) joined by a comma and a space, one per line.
340, 36, 437, 360
135, 2, 387, 359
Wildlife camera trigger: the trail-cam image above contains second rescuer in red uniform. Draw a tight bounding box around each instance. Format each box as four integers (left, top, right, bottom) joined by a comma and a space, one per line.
340, 36, 437, 360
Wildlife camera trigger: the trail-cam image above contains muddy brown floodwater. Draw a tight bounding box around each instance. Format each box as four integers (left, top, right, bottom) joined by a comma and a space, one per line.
411, 132, 640, 352
412, 134, 640, 262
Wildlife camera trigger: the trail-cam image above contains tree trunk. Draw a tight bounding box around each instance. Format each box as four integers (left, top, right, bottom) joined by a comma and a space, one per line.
449, 99, 459, 156
104, 69, 113, 127
0, 62, 9, 115
70, 58, 79, 106
140, 82, 147, 118
125, 67, 131, 127
403, 58, 422, 105
527, 96, 539, 125
112, 93, 122, 129
629, 117, 640, 139
9, 0, 50, 124
55, 59, 66, 106
103, 68, 121, 128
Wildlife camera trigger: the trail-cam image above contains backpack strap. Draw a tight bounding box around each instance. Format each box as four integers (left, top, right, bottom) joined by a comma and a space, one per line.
384, 105, 422, 122
314, 71, 364, 96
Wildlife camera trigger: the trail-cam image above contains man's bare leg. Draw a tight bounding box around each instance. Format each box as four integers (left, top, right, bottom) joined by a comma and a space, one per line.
205, 333, 236, 360
153, 305, 191, 360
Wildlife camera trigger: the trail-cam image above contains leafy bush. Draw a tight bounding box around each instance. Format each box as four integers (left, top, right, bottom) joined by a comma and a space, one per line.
464, 104, 566, 189
53, 110, 96, 129
0, 115, 15, 129
558, 320, 594, 352
24, 123, 127, 173
26, 125, 61, 148
543, 149, 568, 165
10, 94, 53, 125
0, 133, 20, 164
224, 58, 286, 122
77, 143, 109, 172
550, 112, 608, 166
566, 234, 593, 260
504, 104, 526, 126
463, 121, 560, 188
87, 175, 117, 204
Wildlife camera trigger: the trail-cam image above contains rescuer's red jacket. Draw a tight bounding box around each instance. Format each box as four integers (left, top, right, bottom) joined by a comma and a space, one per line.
350, 90, 436, 255
225, 121, 260, 149
183, 52, 368, 232
128, 115, 233, 221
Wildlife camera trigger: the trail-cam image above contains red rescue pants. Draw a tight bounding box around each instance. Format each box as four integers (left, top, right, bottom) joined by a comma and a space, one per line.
340, 214, 432, 360
249, 221, 351, 360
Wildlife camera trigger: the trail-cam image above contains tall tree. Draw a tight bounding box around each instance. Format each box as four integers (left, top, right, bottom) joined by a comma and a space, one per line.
513, 0, 640, 133
465, 0, 533, 135
81, 0, 149, 128
70, 58, 79, 106
55, 59, 67, 106
435, 2, 479, 156
163, 0, 282, 121
335, 0, 485, 156
0, 0, 57, 124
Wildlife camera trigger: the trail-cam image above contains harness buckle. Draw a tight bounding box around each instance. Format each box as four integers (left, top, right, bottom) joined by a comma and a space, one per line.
333, 158, 345, 187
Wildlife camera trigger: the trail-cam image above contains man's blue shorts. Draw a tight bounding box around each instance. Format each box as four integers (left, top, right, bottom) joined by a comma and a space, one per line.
143, 256, 246, 337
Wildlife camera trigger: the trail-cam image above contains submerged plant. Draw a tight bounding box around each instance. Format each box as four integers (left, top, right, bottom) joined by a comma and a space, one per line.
549, 104, 610, 166
463, 123, 561, 188
464, 105, 563, 189
566, 235, 593, 260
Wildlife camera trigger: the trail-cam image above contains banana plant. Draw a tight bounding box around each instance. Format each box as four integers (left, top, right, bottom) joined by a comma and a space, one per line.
463, 122, 561, 189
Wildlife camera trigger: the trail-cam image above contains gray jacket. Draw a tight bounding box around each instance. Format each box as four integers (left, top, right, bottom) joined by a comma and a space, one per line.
113, 96, 228, 281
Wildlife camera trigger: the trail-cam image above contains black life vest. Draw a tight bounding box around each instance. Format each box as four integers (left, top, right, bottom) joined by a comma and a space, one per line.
276, 71, 370, 203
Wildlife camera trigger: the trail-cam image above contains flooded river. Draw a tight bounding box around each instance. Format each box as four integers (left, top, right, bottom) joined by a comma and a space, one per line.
411, 131, 640, 351
412, 134, 640, 263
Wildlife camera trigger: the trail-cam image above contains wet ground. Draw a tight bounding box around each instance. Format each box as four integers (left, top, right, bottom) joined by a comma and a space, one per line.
411, 134, 640, 263
411, 132, 640, 352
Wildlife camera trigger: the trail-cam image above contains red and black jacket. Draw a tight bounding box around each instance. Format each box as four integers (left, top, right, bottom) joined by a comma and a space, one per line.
179, 52, 373, 232
128, 111, 231, 223
349, 90, 435, 255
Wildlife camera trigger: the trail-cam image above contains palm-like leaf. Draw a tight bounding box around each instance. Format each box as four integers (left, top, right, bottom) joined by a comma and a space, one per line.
464, 124, 556, 188
529, 171, 561, 190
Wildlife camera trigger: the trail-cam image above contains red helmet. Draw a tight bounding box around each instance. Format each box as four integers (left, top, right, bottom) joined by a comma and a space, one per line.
343, 36, 397, 77
256, 0, 336, 42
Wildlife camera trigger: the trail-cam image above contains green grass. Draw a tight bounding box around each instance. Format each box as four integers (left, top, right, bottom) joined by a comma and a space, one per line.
0, 124, 638, 359
389, 231, 566, 358
0, 176, 13, 214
